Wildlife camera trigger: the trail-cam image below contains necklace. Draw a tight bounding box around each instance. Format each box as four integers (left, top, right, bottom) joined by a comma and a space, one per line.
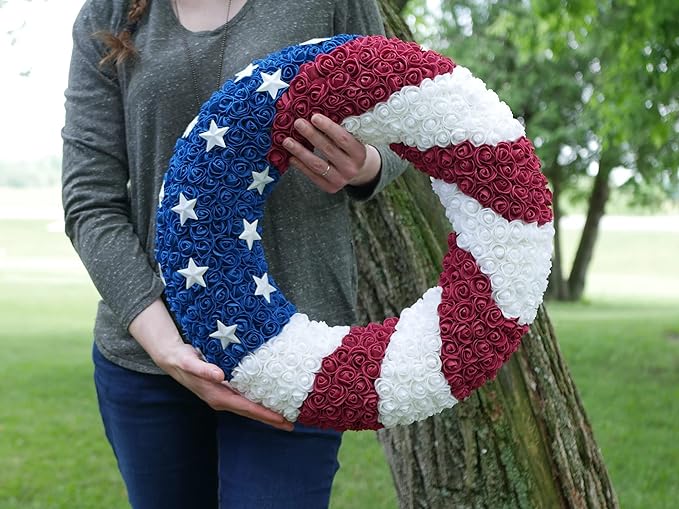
173, 0, 234, 112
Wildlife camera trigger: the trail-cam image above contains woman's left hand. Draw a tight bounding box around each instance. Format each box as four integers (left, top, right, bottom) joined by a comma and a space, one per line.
282, 113, 381, 193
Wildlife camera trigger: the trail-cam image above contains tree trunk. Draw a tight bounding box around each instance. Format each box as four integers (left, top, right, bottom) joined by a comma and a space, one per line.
547, 165, 569, 300
348, 4, 619, 507
567, 152, 614, 301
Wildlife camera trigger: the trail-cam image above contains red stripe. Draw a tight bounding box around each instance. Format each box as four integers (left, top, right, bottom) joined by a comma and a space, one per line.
391, 139, 553, 225
267, 35, 455, 173
297, 317, 398, 431
438, 233, 529, 400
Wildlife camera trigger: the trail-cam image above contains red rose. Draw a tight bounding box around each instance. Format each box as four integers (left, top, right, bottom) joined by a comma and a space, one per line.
315, 53, 337, 75
471, 320, 486, 339
344, 57, 362, 78
379, 48, 398, 62
372, 84, 390, 103
482, 307, 504, 328
480, 355, 502, 372
290, 75, 310, 95
451, 281, 471, 301
460, 259, 477, 277
453, 323, 473, 344
527, 154, 541, 171
357, 71, 378, 90
314, 373, 333, 392
441, 341, 459, 356
335, 348, 350, 365
353, 378, 372, 396
357, 93, 373, 111
373, 60, 394, 76
335, 366, 357, 387
328, 71, 350, 89
357, 47, 379, 66
386, 75, 404, 90
498, 164, 516, 179
471, 275, 491, 294
473, 146, 495, 166
439, 317, 455, 337
509, 202, 524, 218
524, 206, 539, 223
362, 360, 381, 379
478, 165, 494, 184
491, 177, 512, 195
349, 347, 368, 369
404, 68, 424, 86
328, 45, 350, 62
392, 56, 408, 73
308, 82, 330, 103
476, 185, 493, 203
472, 295, 492, 314
510, 185, 529, 201
495, 142, 512, 163
491, 196, 510, 215
472, 339, 492, 358
454, 142, 474, 160
321, 405, 342, 421
326, 384, 349, 406
435, 148, 455, 169
368, 343, 384, 360
291, 97, 311, 117
443, 357, 462, 375
337, 103, 357, 119
267, 148, 287, 171
307, 392, 326, 409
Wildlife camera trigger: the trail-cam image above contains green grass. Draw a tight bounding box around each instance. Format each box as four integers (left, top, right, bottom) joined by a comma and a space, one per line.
1, 217, 678, 508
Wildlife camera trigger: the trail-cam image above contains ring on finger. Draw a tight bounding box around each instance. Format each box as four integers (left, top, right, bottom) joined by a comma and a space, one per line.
320, 163, 332, 178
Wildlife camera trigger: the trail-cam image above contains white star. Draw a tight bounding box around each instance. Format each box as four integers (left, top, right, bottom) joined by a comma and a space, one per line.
158, 181, 165, 207
198, 119, 229, 152
253, 273, 276, 303
178, 258, 209, 289
235, 62, 258, 82
247, 166, 275, 195
158, 263, 166, 286
299, 37, 331, 46
239, 218, 262, 250
255, 69, 289, 100
209, 320, 241, 348
182, 115, 199, 138
171, 192, 198, 226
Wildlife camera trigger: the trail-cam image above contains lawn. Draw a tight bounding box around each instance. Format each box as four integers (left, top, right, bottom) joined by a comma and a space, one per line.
0, 217, 677, 508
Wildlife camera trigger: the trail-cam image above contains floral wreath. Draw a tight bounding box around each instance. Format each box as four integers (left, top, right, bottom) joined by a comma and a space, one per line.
155, 35, 554, 431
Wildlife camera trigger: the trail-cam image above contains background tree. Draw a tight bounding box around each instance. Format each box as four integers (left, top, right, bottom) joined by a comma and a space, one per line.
404, 0, 678, 301
346, 1, 618, 507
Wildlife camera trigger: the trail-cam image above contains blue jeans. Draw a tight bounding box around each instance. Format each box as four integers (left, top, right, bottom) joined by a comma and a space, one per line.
93, 344, 342, 509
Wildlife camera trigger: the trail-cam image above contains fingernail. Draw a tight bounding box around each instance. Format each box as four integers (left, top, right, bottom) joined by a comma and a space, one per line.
283, 138, 293, 148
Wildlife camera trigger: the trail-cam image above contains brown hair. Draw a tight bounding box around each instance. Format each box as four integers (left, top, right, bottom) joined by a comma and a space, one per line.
97, 0, 150, 67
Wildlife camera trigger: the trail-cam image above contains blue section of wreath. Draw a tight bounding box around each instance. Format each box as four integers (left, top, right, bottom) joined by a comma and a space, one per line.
155, 34, 360, 380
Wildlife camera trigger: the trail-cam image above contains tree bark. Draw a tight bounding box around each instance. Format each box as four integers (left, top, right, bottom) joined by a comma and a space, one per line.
567, 153, 613, 301
348, 4, 619, 507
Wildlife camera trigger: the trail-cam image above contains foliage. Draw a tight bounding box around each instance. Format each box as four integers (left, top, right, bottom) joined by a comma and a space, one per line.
531, 0, 679, 192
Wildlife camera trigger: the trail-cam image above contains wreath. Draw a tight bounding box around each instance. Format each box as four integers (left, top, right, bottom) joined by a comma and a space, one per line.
155, 35, 554, 431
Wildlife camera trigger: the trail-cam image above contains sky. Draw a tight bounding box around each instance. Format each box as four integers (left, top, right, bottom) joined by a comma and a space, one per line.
0, 0, 83, 162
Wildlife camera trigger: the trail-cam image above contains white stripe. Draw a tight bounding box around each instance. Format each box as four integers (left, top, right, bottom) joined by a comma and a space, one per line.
375, 287, 458, 428
229, 313, 349, 422
341, 68, 525, 151
431, 179, 554, 324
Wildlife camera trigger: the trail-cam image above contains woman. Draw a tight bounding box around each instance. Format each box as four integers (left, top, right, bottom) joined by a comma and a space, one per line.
61, 0, 407, 507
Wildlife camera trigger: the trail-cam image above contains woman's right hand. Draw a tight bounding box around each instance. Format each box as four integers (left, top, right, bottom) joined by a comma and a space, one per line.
129, 298, 294, 432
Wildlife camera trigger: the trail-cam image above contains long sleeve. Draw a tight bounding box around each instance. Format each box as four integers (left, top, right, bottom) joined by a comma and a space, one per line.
334, 0, 410, 202
61, 1, 165, 330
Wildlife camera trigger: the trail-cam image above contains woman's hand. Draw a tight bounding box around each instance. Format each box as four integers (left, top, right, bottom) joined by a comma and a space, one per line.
129, 299, 294, 431
282, 113, 382, 193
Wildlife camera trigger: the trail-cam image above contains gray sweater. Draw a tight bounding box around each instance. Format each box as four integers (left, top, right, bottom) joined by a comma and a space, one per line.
62, 0, 408, 374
